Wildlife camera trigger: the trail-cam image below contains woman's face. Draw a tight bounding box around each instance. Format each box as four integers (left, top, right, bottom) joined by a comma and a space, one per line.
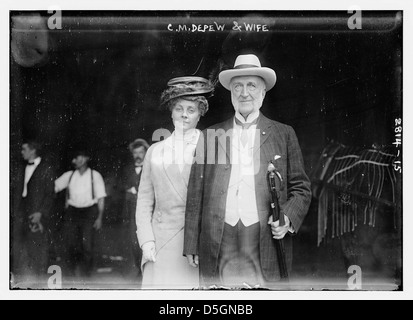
171, 99, 201, 132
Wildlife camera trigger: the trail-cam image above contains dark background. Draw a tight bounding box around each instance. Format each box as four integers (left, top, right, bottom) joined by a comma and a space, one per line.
10, 11, 402, 289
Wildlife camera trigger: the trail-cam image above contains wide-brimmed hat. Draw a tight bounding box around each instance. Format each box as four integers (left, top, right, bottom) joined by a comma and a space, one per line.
219, 54, 277, 91
160, 76, 214, 106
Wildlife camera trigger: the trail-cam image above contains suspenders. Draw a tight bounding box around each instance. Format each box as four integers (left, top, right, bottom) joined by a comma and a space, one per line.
65, 168, 95, 208
91, 169, 95, 199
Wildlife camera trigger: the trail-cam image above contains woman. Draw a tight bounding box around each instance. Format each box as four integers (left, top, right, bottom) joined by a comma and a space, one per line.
136, 76, 213, 289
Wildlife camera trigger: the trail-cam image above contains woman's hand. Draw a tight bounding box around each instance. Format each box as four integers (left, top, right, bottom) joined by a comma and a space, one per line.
142, 241, 157, 262
186, 254, 199, 268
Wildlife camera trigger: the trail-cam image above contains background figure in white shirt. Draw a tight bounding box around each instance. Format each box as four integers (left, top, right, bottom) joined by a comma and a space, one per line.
55, 150, 107, 279
11, 140, 55, 284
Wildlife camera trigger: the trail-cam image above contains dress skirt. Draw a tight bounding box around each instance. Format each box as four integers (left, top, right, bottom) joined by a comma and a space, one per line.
141, 228, 199, 289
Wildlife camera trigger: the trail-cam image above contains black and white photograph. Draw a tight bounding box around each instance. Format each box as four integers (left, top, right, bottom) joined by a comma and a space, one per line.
4, 1, 409, 299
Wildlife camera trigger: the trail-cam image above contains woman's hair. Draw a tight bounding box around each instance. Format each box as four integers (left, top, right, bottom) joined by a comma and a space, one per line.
166, 95, 209, 116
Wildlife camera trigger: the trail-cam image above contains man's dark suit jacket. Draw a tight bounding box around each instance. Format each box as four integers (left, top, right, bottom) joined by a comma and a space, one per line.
11, 158, 56, 276
122, 163, 142, 228
12, 159, 56, 232
184, 113, 312, 285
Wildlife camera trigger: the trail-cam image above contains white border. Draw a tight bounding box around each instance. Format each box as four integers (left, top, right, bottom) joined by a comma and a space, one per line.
1, 0, 412, 300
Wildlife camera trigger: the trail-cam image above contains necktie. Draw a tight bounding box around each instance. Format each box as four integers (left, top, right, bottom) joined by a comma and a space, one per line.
235, 117, 258, 146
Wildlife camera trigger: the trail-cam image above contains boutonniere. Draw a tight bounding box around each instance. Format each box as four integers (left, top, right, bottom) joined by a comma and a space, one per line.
274, 155, 281, 161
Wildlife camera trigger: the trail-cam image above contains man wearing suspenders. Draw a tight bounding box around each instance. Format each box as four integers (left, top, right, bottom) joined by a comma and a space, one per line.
55, 150, 107, 279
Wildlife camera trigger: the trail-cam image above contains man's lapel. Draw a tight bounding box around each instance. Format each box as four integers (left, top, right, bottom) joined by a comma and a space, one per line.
213, 114, 275, 164
253, 114, 278, 222
135, 165, 142, 189
216, 117, 234, 163
254, 113, 274, 154
27, 160, 42, 187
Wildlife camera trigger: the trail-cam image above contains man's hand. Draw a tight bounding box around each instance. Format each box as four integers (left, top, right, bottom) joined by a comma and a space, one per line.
268, 215, 291, 240
29, 213, 44, 233
142, 241, 157, 262
30, 222, 44, 233
186, 254, 199, 268
93, 218, 103, 231
29, 212, 42, 224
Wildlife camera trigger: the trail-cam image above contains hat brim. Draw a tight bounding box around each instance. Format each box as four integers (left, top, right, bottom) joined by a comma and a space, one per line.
219, 67, 277, 91
160, 89, 214, 106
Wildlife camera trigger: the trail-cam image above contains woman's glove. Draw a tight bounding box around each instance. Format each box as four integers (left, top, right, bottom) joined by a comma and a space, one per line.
142, 241, 157, 262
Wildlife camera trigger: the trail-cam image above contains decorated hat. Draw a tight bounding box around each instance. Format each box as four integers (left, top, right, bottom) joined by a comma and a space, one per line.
219, 54, 277, 91
160, 76, 214, 106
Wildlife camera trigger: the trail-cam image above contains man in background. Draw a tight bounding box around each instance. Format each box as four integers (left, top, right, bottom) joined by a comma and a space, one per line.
55, 150, 106, 279
11, 140, 55, 285
122, 139, 150, 278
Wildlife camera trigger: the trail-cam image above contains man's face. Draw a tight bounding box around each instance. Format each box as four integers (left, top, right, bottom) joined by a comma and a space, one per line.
132, 146, 147, 165
230, 76, 266, 118
72, 155, 89, 169
21, 143, 36, 161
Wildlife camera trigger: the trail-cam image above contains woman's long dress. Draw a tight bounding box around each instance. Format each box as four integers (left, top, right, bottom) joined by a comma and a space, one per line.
136, 130, 200, 289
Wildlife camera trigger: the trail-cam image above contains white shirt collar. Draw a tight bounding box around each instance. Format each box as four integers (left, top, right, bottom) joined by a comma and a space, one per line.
75, 167, 91, 175
234, 110, 260, 124
28, 157, 41, 166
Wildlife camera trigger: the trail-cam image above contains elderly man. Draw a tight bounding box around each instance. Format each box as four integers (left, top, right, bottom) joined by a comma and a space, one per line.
184, 54, 312, 288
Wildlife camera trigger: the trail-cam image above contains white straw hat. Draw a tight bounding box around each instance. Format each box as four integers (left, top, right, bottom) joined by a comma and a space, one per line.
219, 54, 277, 91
